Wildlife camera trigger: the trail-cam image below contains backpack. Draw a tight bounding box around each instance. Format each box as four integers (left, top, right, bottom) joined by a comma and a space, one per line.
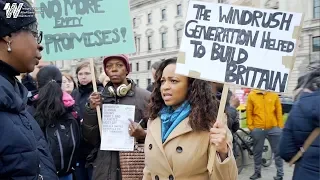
45, 112, 81, 177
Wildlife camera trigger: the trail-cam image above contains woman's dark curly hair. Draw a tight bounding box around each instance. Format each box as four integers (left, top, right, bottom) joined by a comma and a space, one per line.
147, 58, 219, 131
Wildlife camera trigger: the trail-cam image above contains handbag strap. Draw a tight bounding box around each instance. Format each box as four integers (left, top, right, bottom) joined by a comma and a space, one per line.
289, 127, 320, 166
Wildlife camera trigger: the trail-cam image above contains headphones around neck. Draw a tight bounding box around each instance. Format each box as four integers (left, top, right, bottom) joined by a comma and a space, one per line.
107, 83, 132, 97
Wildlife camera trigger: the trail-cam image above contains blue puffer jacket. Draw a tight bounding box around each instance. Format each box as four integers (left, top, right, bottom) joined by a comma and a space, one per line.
0, 73, 58, 179
279, 89, 320, 180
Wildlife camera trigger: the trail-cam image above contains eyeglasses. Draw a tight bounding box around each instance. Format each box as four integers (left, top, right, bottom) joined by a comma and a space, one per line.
20, 24, 43, 44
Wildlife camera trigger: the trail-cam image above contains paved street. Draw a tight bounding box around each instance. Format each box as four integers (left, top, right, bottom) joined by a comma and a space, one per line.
239, 162, 294, 180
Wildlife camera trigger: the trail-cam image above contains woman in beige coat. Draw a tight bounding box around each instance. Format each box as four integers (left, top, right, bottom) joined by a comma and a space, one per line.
143, 58, 238, 180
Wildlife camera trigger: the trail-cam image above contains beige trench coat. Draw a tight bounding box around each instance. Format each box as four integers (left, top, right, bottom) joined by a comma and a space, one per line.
143, 117, 238, 180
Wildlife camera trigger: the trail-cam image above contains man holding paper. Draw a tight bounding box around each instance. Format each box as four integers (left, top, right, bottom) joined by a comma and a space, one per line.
83, 54, 150, 180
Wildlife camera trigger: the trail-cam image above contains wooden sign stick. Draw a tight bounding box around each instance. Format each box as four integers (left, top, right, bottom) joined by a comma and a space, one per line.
89, 58, 102, 135
217, 84, 230, 125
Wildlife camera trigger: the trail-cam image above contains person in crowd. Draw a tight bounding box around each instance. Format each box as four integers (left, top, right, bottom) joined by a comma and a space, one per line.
143, 58, 237, 180
279, 66, 320, 180
62, 73, 77, 94
98, 71, 110, 87
246, 90, 284, 180
211, 82, 240, 133
28, 66, 81, 180
228, 94, 240, 132
293, 61, 320, 101
85, 54, 150, 180
71, 62, 104, 180
146, 61, 161, 92
22, 60, 52, 99
21, 72, 37, 92
0, 0, 57, 179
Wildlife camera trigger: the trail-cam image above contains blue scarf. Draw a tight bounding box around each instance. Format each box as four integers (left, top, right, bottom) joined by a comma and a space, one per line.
160, 101, 191, 143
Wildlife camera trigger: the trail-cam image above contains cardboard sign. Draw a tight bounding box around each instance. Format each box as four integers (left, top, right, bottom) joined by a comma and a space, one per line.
176, 0, 303, 92
37, 0, 135, 61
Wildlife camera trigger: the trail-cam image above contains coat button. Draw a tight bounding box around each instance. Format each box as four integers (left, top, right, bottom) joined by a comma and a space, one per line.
149, 144, 152, 150
155, 175, 159, 180
169, 175, 174, 180
176, 146, 183, 153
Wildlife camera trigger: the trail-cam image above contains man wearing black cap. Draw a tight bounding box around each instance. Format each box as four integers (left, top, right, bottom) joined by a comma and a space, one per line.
0, 0, 57, 179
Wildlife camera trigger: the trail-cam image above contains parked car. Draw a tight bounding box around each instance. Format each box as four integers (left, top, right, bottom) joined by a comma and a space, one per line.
279, 95, 294, 114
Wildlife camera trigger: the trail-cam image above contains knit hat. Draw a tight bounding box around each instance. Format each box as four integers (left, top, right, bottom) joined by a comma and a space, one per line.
0, 0, 37, 38
103, 54, 130, 75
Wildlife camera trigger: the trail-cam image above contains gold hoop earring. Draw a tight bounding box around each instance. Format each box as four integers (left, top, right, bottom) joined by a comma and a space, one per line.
7, 41, 12, 52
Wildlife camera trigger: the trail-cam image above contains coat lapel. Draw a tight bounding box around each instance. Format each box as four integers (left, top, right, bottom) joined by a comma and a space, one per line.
148, 117, 174, 173
163, 117, 192, 146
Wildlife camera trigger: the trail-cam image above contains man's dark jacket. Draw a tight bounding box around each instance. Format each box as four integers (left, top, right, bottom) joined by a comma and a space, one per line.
82, 80, 150, 180
146, 82, 154, 92
71, 82, 104, 163
0, 61, 58, 179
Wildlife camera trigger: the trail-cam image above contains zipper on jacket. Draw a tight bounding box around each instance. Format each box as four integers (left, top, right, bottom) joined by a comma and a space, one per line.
67, 123, 76, 172
55, 130, 65, 170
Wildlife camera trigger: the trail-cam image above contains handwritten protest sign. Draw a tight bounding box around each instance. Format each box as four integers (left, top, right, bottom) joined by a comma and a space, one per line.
36, 0, 135, 61
176, 1, 303, 92
101, 104, 135, 151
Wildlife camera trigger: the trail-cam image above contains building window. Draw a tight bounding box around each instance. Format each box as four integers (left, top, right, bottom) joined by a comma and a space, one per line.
177, 29, 182, 46
147, 78, 151, 85
147, 36, 152, 51
136, 79, 139, 87
129, 63, 132, 71
135, 37, 140, 53
314, 0, 320, 19
312, 36, 320, 52
177, 4, 182, 16
136, 62, 139, 71
161, 32, 167, 48
133, 18, 136, 27
147, 61, 151, 70
161, 9, 166, 20
218, 0, 224, 3
148, 13, 152, 24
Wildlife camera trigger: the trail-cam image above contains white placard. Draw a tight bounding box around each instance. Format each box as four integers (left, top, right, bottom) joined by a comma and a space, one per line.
100, 104, 135, 151
176, 1, 303, 93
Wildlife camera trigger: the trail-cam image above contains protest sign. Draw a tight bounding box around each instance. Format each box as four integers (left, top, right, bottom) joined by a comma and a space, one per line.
36, 0, 135, 61
100, 104, 135, 151
176, 0, 303, 93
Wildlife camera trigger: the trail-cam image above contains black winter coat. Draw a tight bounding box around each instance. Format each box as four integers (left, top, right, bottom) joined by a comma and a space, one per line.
279, 89, 320, 180
0, 61, 58, 180
71, 83, 104, 162
82, 81, 150, 180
